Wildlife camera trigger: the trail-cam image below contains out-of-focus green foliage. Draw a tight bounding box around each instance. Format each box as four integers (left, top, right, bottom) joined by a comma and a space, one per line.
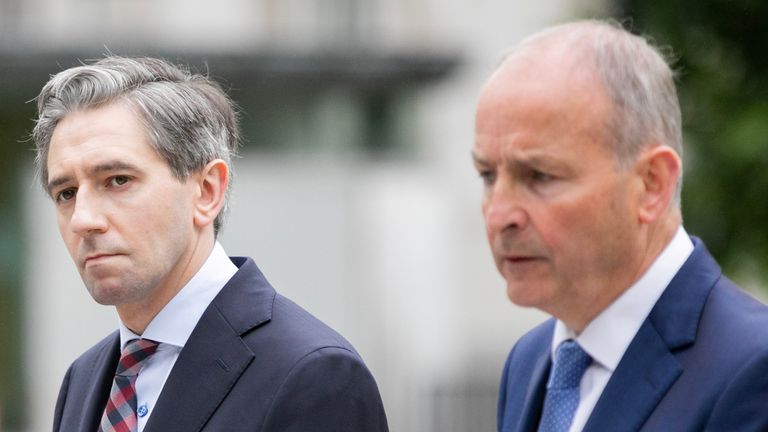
616, 1, 768, 287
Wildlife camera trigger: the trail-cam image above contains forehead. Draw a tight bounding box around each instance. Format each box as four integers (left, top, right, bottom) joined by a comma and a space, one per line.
474, 52, 614, 160
48, 102, 160, 171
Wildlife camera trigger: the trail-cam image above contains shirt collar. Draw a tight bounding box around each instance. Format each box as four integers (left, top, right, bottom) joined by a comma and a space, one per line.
119, 241, 238, 349
552, 226, 694, 371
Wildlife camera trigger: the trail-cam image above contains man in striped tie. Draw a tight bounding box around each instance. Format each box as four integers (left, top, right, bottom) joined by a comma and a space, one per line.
473, 20, 768, 432
35, 56, 389, 432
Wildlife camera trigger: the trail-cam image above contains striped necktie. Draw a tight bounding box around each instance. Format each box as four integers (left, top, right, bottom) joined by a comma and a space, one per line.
98, 338, 159, 432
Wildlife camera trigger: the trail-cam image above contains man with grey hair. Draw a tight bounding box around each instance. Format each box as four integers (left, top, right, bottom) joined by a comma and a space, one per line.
473, 20, 768, 431
35, 56, 388, 432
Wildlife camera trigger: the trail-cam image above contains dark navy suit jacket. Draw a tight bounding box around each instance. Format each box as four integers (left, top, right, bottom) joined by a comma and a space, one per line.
53, 257, 389, 431
498, 238, 768, 432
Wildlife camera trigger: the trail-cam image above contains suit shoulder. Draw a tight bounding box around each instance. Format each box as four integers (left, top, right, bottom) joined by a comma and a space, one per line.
273, 294, 357, 350
220, 258, 359, 356
241, 294, 388, 430
262, 345, 388, 431
688, 275, 768, 376
239, 292, 360, 363
704, 276, 768, 343
67, 331, 119, 371
54, 330, 118, 430
505, 318, 555, 362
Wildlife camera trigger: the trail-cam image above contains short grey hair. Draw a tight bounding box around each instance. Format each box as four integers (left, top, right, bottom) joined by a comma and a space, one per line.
33, 56, 240, 234
508, 20, 683, 204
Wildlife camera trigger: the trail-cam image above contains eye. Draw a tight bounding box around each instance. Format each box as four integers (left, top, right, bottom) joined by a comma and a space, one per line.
108, 175, 132, 187
478, 170, 497, 186
55, 188, 77, 203
530, 170, 555, 183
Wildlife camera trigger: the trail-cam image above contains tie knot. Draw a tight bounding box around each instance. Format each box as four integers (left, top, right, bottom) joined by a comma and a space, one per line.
116, 339, 159, 377
547, 340, 592, 390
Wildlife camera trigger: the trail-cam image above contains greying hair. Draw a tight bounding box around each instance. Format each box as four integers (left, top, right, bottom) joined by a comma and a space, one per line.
32, 56, 240, 234
509, 20, 683, 204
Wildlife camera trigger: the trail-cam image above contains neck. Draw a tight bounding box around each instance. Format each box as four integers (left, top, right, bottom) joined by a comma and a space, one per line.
563, 211, 682, 333
118, 230, 216, 334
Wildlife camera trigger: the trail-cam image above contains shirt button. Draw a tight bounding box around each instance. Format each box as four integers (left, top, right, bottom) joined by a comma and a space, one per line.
137, 403, 149, 417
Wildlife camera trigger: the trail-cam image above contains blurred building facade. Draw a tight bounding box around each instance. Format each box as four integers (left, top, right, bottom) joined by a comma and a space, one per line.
1, 0, 606, 430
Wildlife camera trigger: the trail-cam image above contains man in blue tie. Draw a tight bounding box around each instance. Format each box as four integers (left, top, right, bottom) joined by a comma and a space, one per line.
473, 20, 768, 431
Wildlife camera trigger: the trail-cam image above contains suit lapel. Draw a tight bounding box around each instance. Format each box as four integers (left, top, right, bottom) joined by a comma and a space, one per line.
583, 238, 720, 432
78, 334, 120, 432
583, 322, 681, 432
515, 350, 551, 432
143, 307, 256, 431
144, 257, 275, 432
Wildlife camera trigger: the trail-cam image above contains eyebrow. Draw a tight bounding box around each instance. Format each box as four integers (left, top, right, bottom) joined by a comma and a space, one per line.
47, 161, 141, 196
471, 151, 489, 166
471, 150, 548, 167
471, 150, 570, 175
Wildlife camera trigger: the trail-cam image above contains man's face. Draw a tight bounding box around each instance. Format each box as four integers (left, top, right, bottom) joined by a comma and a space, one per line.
47, 102, 198, 310
473, 57, 644, 319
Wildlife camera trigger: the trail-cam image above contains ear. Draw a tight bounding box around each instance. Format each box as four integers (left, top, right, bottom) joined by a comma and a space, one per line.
193, 159, 230, 229
635, 145, 681, 224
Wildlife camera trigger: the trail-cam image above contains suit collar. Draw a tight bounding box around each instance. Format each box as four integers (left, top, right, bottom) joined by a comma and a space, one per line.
583, 321, 682, 432
213, 257, 275, 334
145, 257, 275, 431
646, 237, 721, 349
583, 237, 721, 431
516, 329, 553, 432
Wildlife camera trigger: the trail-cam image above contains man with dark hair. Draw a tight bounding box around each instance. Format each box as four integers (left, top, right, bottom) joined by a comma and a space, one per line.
35, 56, 388, 432
473, 21, 768, 431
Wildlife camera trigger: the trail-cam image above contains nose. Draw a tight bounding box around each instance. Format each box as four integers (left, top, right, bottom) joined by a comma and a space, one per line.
69, 188, 109, 236
483, 180, 529, 235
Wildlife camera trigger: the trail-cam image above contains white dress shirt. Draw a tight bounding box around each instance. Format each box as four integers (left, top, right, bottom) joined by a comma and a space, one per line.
551, 226, 694, 432
117, 242, 238, 432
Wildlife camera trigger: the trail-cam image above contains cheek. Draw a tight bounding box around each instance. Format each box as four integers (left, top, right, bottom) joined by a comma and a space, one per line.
56, 213, 77, 250
481, 199, 492, 231
56, 214, 68, 238
146, 199, 192, 238
530, 196, 605, 254
135, 198, 192, 265
149, 182, 195, 222
158, 186, 198, 243
548, 190, 633, 262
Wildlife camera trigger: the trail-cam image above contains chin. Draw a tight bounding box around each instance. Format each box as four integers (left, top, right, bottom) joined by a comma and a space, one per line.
86, 280, 132, 306
505, 282, 546, 309
88, 288, 121, 306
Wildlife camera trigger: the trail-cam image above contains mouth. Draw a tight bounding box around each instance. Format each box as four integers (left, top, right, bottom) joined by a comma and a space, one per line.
500, 255, 544, 268
505, 256, 539, 262
84, 253, 122, 266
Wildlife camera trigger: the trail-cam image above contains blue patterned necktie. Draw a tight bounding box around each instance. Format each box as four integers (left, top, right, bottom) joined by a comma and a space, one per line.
537, 340, 592, 432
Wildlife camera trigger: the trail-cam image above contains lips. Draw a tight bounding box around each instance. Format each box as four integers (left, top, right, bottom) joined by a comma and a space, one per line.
497, 251, 547, 268
502, 256, 541, 266
83, 253, 122, 266
504, 255, 540, 263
